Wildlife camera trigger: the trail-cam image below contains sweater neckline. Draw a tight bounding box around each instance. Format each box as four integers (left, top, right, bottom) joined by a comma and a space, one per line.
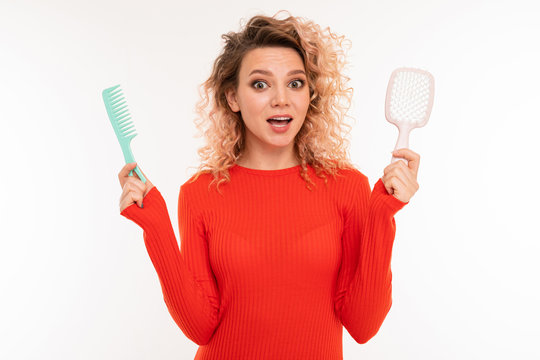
232, 163, 304, 176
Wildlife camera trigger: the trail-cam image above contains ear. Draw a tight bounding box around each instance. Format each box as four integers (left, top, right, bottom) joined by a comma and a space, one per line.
225, 88, 240, 112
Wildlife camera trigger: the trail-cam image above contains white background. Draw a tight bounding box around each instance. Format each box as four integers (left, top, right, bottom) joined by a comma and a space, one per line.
1, 0, 538, 359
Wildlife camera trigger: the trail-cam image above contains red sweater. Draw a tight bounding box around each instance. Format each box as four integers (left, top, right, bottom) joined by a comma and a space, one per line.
121, 163, 408, 359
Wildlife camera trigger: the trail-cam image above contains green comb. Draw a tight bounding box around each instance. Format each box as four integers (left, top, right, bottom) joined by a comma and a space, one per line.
102, 84, 147, 183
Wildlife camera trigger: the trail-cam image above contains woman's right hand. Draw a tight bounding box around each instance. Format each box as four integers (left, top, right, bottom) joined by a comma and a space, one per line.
118, 162, 155, 212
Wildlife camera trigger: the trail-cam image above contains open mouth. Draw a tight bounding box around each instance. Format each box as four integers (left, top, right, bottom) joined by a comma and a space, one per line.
267, 118, 292, 126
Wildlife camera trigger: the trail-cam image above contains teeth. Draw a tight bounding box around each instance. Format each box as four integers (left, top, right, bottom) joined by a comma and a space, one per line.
268, 117, 292, 121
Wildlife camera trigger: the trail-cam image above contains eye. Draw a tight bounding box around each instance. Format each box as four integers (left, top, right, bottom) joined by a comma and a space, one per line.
252, 80, 268, 89
289, 79, 305, 88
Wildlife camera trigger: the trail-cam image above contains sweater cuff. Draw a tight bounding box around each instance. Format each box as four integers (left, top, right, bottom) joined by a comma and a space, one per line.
120, 186, 166, 229
371, 178, 409, 217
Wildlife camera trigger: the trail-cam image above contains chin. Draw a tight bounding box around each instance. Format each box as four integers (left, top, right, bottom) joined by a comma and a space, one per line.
266, 137, 291, 144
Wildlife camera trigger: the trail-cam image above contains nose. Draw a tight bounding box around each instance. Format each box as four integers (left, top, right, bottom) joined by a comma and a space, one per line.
271, 85, 289, 107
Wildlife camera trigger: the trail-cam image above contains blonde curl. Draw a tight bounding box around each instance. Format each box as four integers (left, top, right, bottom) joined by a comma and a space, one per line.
188, 10, 358, 194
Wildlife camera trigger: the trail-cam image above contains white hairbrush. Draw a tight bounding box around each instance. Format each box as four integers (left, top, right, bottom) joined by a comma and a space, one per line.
385, 67, 435, 165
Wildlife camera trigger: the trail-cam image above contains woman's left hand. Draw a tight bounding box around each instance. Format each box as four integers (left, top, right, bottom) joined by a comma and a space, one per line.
381, 148, 420, 203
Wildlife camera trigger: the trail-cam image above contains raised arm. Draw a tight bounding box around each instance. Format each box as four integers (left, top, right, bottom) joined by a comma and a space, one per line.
334, 175, 408, 344
120, 185, 221, 345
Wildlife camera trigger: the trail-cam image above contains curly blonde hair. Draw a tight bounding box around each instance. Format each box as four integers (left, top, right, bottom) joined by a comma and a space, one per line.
188, 9, 357, 194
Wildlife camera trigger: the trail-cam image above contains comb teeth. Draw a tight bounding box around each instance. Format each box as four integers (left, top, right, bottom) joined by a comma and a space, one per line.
103, 85, 138, 141
389, 71, 432, 124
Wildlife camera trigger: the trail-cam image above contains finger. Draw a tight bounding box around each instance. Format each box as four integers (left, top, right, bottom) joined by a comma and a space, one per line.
392, 148, 418, 161
123, 186, 145, 208
128, 165, 144, 181
382, 171, 404, 195
392, 148, 420, 174
123, 179, 146, 194
381, 173, 394, 194
383, 159, 408, 176
386, 174, 407, 201
119, 162, 138, 178
129, 164, 151, 186
119, 163, 150, 189
387, 161, 416, 188
131, 168, 143, 181
120, 191, 144, 210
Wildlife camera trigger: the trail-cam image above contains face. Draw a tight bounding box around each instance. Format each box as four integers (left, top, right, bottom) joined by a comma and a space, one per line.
225, 46, 310, 157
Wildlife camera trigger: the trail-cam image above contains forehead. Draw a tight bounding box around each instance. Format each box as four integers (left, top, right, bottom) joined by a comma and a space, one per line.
240, 47, 305, 74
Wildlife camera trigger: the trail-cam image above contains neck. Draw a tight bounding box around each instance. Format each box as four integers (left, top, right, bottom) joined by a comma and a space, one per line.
236, 152, 299, 171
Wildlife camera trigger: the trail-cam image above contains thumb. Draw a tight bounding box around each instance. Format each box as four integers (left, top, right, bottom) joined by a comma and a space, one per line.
381, 176, 394, 195
131, 163, 153, 190
128, 162, 138, 176
127, 162, 143, 181
125, 162, 137, 171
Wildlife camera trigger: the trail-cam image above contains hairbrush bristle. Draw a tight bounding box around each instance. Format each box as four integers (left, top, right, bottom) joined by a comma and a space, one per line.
389, 70, 433, 124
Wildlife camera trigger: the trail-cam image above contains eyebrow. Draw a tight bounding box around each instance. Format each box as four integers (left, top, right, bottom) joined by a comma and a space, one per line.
248, 69, 306, 76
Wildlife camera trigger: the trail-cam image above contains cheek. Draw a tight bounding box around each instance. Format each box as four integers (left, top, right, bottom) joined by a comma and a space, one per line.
242, 93, 267, 115
295, 92, 311, 112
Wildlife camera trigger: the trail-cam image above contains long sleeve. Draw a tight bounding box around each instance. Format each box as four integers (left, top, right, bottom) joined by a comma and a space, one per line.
120, 185, 221, 345
334, 175, 408, 344
118, 164, 410, 358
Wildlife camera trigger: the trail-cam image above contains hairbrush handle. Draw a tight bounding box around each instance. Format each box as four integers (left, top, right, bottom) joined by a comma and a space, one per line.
120, 139, 146, 184
391, 124, 411, 166
130, 167, 146, 182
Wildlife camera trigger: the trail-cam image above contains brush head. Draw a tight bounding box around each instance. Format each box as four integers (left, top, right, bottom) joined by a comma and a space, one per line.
102, 84, 138, 143
385, 67, 434, 128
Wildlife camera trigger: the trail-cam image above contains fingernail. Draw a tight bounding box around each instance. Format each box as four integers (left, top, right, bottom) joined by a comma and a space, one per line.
141, 203, 144, 208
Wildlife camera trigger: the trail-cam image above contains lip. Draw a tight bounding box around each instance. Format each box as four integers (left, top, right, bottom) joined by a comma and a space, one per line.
267, 113, 293, 120
268, 119, 292, 133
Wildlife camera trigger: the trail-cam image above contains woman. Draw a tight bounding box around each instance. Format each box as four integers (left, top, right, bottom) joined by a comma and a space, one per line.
118, 10, 420, 359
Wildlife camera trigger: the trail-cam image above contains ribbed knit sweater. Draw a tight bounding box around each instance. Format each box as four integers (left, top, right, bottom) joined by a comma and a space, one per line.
120, 163, 408, 359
